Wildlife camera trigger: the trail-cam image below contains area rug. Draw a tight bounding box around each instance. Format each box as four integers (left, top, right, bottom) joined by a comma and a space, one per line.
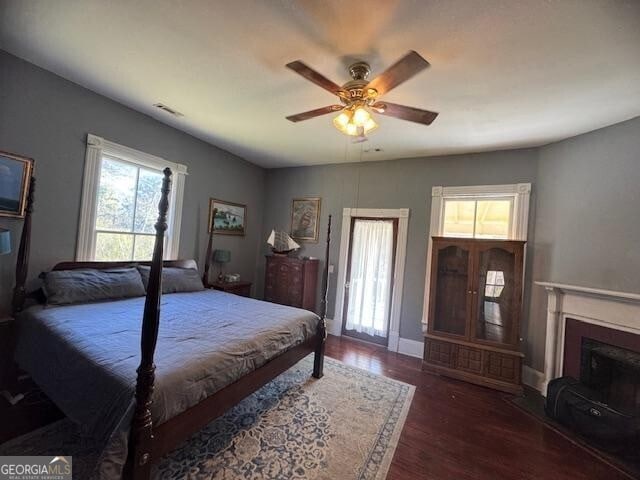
0, 355, 415, 479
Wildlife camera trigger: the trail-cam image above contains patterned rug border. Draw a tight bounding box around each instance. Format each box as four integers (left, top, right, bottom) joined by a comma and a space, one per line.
1, 355, 416, 479
371, 369, 415, 479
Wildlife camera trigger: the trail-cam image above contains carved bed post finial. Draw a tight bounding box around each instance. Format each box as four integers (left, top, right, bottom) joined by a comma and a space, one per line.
128, 167, 172, 480
313, 214, 331, 379
202, 208, 217, 287
12, 176, 35, 315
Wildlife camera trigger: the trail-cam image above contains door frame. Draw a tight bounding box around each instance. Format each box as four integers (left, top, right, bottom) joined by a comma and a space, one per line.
334, 208, 410, 352
341, 217, 399, 346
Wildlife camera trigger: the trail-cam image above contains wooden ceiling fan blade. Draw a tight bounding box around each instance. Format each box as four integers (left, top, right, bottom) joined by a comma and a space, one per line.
286, 61, 343, 96
286, 105, 344, 122
373, 102, 439, 125
367, 51, 430, 96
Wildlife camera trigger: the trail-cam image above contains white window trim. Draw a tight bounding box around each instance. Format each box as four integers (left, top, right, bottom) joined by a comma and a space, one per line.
334, 208, 410, 353
421, 183, 531, 327
76, 133, 187, 261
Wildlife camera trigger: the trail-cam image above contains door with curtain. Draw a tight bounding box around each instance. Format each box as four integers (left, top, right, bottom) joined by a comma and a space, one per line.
342, 217, 398, 345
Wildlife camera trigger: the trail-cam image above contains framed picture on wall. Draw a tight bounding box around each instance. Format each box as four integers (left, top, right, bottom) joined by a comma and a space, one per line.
208, 198, 246, 235
291, 197, 321, 243
0, 150, 34, 218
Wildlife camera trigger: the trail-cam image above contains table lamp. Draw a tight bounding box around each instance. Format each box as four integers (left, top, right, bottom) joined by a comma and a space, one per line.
213, 249, 231, 282
0, 228, 10, 256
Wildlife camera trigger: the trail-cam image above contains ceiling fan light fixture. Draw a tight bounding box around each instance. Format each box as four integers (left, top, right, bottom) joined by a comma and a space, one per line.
352, 107, 371, 126
286, 51, 438, 134
345, 122, 359, 136
333, 110, 352, 129
333, 109, 378, 137
363, 117, 378, 133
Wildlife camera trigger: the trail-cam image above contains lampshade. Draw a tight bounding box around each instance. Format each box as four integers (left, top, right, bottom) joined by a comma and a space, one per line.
0, 229, 10, 256
213, 249, 231, 264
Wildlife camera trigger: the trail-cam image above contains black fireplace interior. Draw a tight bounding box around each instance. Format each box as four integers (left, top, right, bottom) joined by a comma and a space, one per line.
580, 338, 640, 415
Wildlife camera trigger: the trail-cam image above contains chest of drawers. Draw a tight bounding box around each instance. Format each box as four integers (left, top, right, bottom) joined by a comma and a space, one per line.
264, 255, 318, 312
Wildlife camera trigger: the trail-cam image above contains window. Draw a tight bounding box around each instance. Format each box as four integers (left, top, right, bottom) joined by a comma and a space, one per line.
77, 134, 186, 261
95, 157, 164, 261
442, 198, 513, 239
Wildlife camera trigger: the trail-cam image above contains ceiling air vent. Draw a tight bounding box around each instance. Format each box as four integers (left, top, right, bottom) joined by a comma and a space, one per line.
153, 103, 184, 117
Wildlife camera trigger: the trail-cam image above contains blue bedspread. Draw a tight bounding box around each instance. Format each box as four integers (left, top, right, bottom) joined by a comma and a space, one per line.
14, 289, 319, 478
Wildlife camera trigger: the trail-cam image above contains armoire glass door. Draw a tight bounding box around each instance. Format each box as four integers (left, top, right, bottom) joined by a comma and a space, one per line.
431, 244, 471, 337
473, 246, 518, 346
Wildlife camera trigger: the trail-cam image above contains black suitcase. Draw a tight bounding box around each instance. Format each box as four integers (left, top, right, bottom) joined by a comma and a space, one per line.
545, 376, 640, 453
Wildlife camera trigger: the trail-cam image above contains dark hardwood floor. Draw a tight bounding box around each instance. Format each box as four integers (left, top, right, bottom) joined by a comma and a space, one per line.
324, 335, 632, 480
0, 335, 632, 479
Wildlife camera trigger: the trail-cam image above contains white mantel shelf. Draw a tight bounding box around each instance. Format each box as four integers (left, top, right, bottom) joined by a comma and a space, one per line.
537, 280, 640, 394
536, 281, 640, 303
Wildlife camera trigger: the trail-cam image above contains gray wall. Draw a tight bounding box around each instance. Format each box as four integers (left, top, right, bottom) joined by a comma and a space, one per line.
526, 116, 640, 370
262, 117, 640, 372
0, 50, 265, 315
261, 150, 538, 343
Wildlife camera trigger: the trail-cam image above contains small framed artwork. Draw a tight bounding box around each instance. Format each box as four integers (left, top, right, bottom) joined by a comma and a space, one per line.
291, 197, 321, 242
208, 198, 246, 235
0, 150, 34, 218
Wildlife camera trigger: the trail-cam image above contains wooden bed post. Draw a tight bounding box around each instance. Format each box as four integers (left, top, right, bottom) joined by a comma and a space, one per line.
4, 176, 35, 395
127, 168, 172, 480
12, 176, 35, 315
202, 208, 217, 287
313, 214, 331, 379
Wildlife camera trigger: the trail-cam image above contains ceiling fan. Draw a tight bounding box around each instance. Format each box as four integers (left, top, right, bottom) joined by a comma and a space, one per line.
285, 51, 439, 139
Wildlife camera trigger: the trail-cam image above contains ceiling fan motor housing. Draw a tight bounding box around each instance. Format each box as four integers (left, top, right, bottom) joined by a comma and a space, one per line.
341, 62, 378, 106
349, 61, 371, 80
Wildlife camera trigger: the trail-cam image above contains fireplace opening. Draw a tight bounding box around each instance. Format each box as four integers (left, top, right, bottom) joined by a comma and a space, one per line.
580, 338, 640, 415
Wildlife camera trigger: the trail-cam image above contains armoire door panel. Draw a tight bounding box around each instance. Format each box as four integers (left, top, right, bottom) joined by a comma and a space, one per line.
429, 242, 473, 338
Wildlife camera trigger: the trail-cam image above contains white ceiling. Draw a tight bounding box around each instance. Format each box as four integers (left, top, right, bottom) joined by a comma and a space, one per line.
1, 0, 639, 168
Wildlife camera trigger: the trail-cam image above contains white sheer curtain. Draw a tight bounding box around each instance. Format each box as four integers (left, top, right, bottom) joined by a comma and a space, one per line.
345, 219, 394, 337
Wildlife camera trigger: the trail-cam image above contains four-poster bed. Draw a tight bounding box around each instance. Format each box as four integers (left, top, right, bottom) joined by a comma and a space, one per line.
10, 168, 332, 480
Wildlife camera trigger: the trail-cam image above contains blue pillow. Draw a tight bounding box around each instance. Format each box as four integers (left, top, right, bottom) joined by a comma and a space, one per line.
42, 267, 146, 305
137, 265, 204, 294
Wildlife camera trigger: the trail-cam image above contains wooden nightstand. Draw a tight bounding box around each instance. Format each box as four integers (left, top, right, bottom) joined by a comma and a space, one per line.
208, 281, 252, 298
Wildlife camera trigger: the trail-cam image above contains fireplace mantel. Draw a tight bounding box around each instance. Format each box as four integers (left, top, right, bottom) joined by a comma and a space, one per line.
536, 281, 640, 393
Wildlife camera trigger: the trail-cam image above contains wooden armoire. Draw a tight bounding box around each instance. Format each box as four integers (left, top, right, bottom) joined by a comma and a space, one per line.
423, 237, 526, 394
264, 255, 319, 312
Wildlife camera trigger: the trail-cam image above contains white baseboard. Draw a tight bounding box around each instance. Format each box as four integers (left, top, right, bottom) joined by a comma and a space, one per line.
388, 331, 400, 351
397, 337, 424, 359
325, 318, 342, 337
325, 319, 423, 359
522, 366, 545, 394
